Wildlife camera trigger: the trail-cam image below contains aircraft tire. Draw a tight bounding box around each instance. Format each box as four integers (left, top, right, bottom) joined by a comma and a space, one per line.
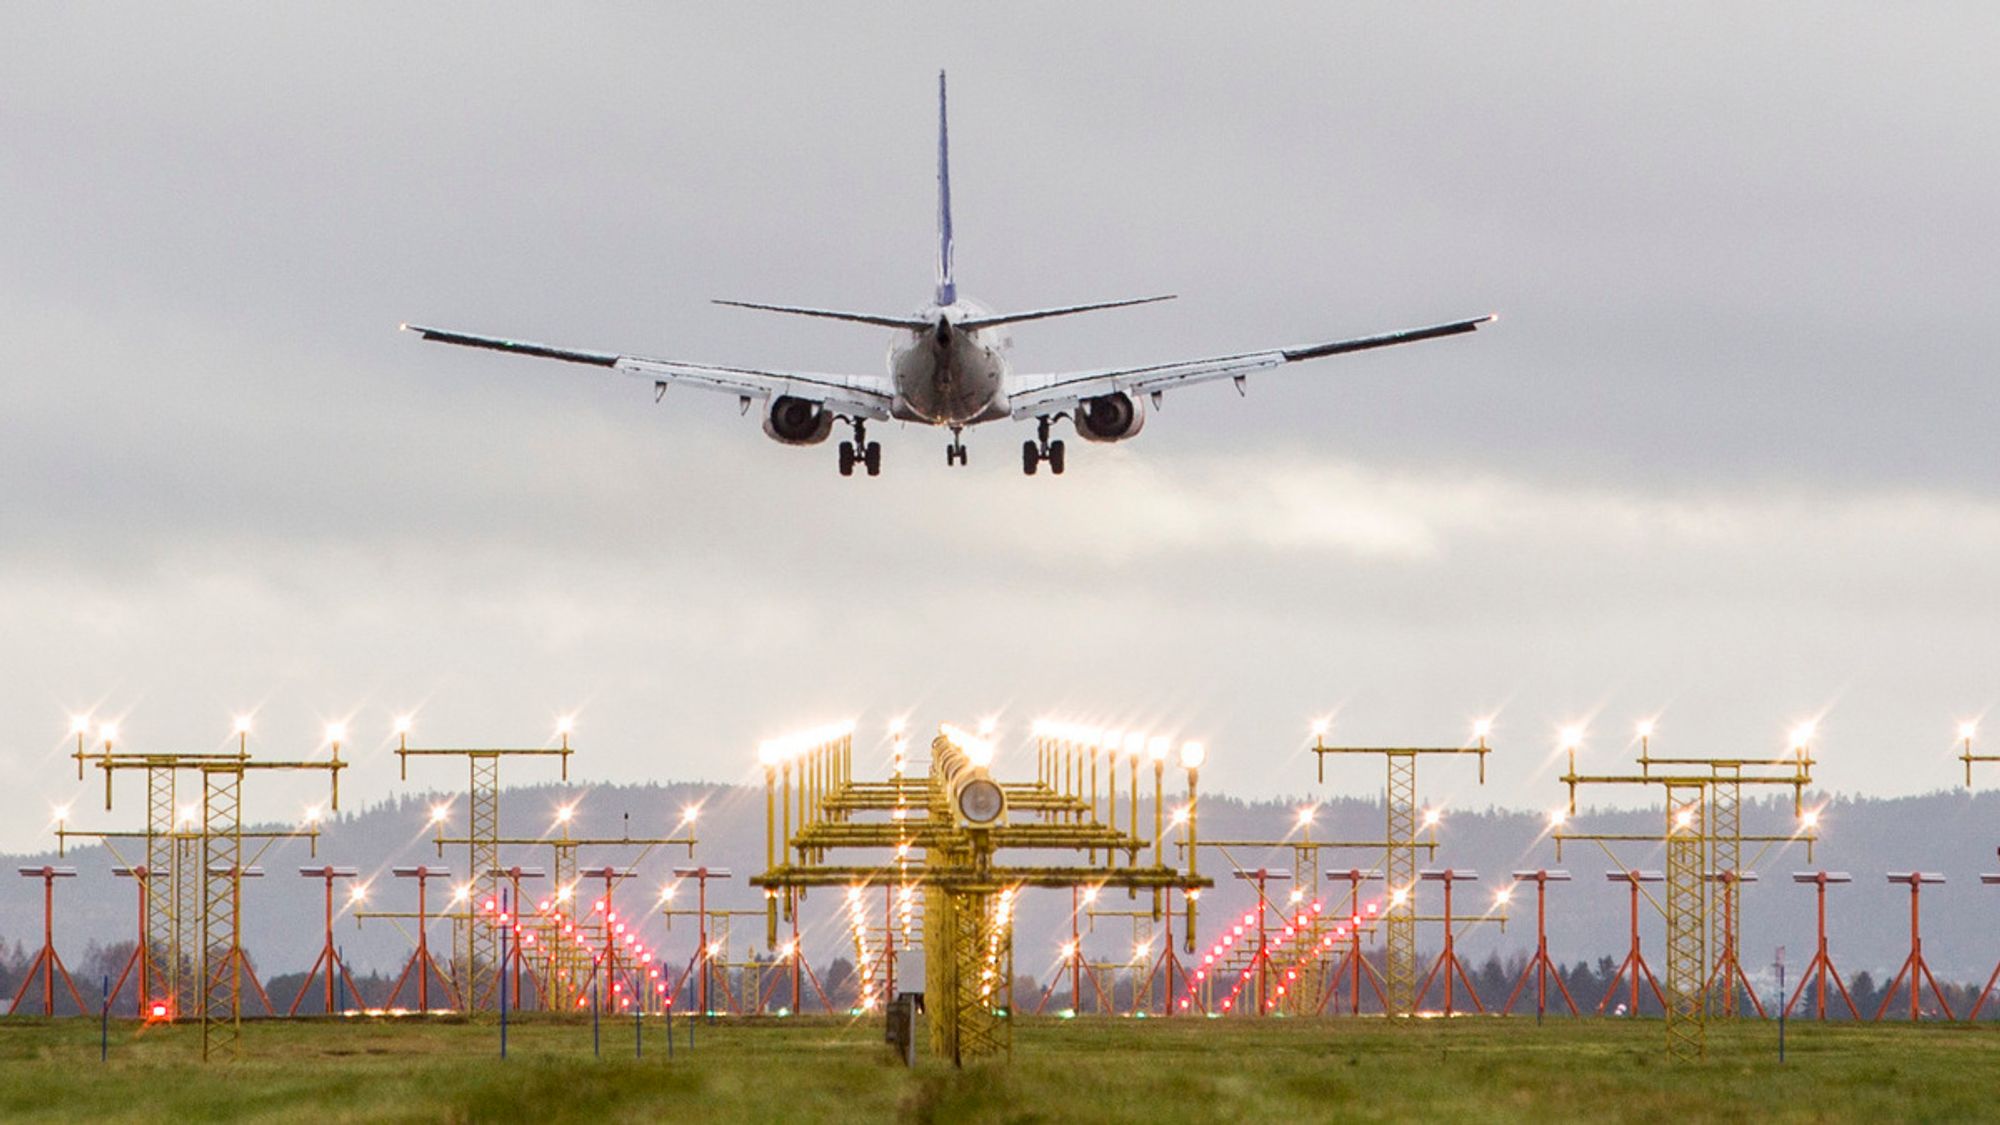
1048, 440, 1066, 475
838, 441, 856, 477
864, 442, 882, 476
1022, 440, 1039, 475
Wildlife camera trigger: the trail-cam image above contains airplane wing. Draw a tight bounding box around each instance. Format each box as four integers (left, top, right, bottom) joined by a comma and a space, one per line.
401, 324, 895, 419
1004, 315, 1493, 419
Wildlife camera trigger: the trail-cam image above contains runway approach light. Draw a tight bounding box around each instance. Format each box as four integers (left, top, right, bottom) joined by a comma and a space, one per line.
1311, 719, 1329, 738
1147, 737, 1170, 763
429, 803, 450, 825
555, 803, 575, 824
977, 717, 997, 737
1560, 725, 1584, 751
1423, 809, 1442, 829
1675, 809, 1696, 831
69, 715, 90, 735
100, 722, 120, 745
396, 715, 413, 735
51, 804, 70, 823
234, 715, 253, 735
1961, 721, 1978, 740
304, 805, 324, 824
1791, 722, 1817, 749
1800, 809, 1820, 829
327, 723, 346, 744
1548, 808, 1566, 828
1180, 741, 1206, 769
1473, 718, 1493, 740
888, 716, 907, 736
1636, 719, 1656, 739
557, 715, 575, 736
1295, 807, 1315, 828
681, 806, 700, 825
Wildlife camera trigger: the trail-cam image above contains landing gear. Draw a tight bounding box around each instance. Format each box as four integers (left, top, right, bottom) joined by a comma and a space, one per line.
1021, 416, 1066, 476
946, 427, 968, 467
839, 420, 881, 477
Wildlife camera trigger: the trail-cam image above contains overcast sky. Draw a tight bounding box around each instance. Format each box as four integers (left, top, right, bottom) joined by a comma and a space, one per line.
3, 5, 1997, 853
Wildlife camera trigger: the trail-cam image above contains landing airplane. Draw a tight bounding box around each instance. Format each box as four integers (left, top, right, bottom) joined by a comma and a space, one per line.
404, 73, 1492, 477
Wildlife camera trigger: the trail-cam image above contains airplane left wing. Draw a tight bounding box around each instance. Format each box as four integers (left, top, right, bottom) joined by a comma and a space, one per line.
1005, 314, 1493, 419
402, 324, 895, 419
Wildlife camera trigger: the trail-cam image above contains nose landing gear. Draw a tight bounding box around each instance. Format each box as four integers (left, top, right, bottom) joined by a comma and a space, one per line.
1021, 416, 1066, 476
838, 419, 882, 477
946, 426, 969, 467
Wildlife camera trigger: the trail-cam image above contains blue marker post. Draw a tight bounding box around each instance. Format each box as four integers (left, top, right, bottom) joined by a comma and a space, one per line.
499, 888, 509, 1060
100, 975, 109, 1063
592, 966, 601, 1059
634, 971, 642, 1059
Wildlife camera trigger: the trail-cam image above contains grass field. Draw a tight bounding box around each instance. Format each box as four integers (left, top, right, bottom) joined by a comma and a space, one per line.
0, 1013, 1992, 1123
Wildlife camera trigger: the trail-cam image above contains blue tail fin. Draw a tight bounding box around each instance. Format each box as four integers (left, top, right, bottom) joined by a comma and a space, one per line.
935, 70, 956, 307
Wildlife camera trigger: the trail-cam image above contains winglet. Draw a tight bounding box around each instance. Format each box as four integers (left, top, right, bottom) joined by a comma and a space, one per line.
935, 70, 956, 308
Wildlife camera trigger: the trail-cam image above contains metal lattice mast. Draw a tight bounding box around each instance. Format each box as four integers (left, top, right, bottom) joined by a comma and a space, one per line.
1707, 765, 1742, 1017
1311, 725, 1489, 1016
200, 765, 244, 1061
145, 765, 177, 1014
1662, 784, 1707, 1062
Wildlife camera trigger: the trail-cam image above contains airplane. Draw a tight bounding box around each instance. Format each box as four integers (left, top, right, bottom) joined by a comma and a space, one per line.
403, 72, 1492, 477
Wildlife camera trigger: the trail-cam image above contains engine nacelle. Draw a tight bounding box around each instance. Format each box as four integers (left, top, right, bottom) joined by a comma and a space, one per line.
1073, 392, 1146, 443
763, 395, 835, 446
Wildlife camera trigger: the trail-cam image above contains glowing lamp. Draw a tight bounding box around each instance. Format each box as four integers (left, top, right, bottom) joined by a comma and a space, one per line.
1559, 725, 1583, 750
1180, 741, 1205, 769
556, 715, 575, 735
100, 722, 120, 743
1791, 722, 1816, 748
327, 723, 346, 744
1473, 718, 1493, 740
395, 716, 413, 734
1636, 720, 1656, 739
1310, 718, 1329, 738
1422, 809, 1442, 828
1548, 808, 1566, 828
1800, 810, 1820, 829
233, 715, 253, 735
1961, 722, 1978, 741
1147, 736, 1169, 763
69, 715, 90, 735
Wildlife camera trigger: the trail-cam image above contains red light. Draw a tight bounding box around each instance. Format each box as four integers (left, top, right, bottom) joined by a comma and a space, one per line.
148, 1002, 169, 1019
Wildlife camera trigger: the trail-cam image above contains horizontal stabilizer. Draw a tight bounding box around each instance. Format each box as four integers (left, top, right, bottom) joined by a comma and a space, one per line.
956, 294, 1176, 331
712, 300, 929, 330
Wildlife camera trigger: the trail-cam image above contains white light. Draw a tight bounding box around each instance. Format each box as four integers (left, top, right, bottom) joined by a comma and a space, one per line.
1494, 888, 1513, 905
1295, 807, 1315, 827
100, 722, 120, 744
888, 716, 907, 736
977, 716, 997, 737
555, 803, 575, 824
1675, 809, 1696, 830
659, 886, 676, 903
1548, 808, 1566, 828
757, 742, 782, 767
232, 715, 252, 735
1636, 720, 1656, 739
681, 806, 699, 824
1422, 809, 1442, 828
1123, 733, 1146, 758
1100, 730, 1123, 752
51, 803, 70, 822
1791, 722, 1817, 748
395, 715, 412, 735
1800, 810, 1820, 829
557, 715, 575, 736
1171, 807, 1190, 826
1082, 886, 1099, 904
1473, 718, 1493, 740
327, 723, 346, 744
429, 803, 450, 825
349, 884, 368, 903
69, 715, 90, 735
1147, 736, 1170, 763
304, 804, 324, 824
1961, 721, 1978, 741
1180, 741, 1206, 769
1559, 725, 1584, 750
1310, 719, 1329, 738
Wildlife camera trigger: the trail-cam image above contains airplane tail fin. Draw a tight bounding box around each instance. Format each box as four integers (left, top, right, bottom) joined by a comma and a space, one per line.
936, 69, 955, 307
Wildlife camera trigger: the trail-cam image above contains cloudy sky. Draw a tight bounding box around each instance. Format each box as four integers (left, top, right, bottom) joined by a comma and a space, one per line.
3, 5, 1997, 852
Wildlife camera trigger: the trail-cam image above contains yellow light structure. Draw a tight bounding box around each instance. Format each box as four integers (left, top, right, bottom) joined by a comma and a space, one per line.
753, 719, 1209, 1064
1308, 722, 1492, 1015
393, 720, 575, 1009
1554, 725, 1816, 1062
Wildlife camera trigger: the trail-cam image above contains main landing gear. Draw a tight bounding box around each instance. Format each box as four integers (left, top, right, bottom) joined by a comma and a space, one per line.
838, 419, 881, 477
946, 427, 969, 467
1021, 416, 1065, 476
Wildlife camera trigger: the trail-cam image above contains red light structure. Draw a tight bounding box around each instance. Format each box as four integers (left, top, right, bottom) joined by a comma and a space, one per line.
385, 865, 459, 1013
1503, 869, 1577, 1019
1700, 870, 1765, 1017
670, 865, 730, 1015
9, 866, 86, 1016
107, 866, 156, 1016
1874, 872, 1952, 1021
487, 865, 546, 1010
1598, 870, 1666, 1016
1783, 871, 1859, 1020
290, 865, 362, 1016
1412, 869, 1485, 1015
1320, 860, 1384, 1012
1230, 866, 1290, 1015
580, 865, 637, 1010
1320, 869, 1387, 1016
1968, 874, 2000, 1021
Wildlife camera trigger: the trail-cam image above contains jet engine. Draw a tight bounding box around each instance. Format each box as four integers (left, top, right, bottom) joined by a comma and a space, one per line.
1072, 391, 1146, 443
763, 395, 835, 445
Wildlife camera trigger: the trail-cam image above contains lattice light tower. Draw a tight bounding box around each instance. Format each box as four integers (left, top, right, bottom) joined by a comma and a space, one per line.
753, 720, 1210, 1065
1554, 722, 1816, 1061
1310, 720, 1491, 1016
394, 717, 575, 1009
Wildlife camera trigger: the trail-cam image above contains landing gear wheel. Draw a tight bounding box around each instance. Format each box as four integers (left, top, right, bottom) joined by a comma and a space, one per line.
838, 441, 856, 477
1022, 440, 1039, 476
1048, 439, 1066, 475
864, 441, 882, 477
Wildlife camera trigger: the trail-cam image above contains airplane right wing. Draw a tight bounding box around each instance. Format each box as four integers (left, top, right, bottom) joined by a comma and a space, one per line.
1005, 315, 1493, 419
402, 324, 895, 419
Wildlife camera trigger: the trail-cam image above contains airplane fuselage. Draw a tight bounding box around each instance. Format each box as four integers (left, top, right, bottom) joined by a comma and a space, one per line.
888, 304, 1011, 426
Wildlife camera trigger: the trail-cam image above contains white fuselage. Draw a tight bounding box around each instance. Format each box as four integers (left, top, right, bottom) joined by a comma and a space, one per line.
887, 303, 1011, 426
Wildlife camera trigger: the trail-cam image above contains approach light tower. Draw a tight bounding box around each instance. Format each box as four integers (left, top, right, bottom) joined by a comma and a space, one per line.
1310, 720, 1491, 1016
753, 719, 1210, 1065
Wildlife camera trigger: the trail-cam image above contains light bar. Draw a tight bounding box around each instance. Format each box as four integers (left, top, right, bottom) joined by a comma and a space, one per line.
672, 866, 732, 879
1419, 869, 1479, 881
487, 866, 547, 879
1982, 874, 2000, 885
299, 866, 361, 878
111, 866, 151, 878
1605, 870, 1665, 883
1230, 868, 1293, 881
1510, 869, 1573, 881
1701, 871, 1761, 883
1792, 871, 1852, 883
17, 866, 77, 878
206, 865, 266, 877
1886, 872, 1946, 884
579, 865, 638, 879
392, 865, 451, 878
1324, 868, 1385, 882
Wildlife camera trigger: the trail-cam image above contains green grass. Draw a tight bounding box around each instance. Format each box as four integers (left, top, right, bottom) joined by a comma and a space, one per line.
0, 1013, 1992, 1123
